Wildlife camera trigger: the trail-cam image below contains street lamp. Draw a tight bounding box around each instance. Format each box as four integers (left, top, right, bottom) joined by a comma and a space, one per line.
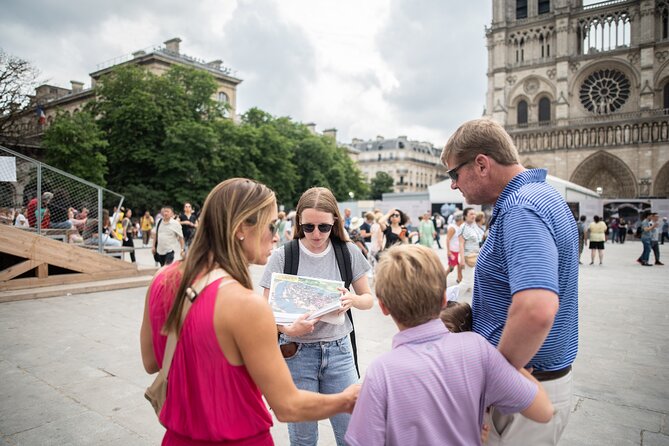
348, 191, 355, 200
596, 187, 603, 197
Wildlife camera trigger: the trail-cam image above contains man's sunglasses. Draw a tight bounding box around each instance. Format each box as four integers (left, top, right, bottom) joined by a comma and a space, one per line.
301, 223, 333, 233
447, 160, 471, 182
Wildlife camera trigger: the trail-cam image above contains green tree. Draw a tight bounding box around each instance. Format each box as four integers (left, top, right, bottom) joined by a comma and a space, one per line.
370, 171, 394, 199
42, 110, 108, 185
89, 65, 222, 209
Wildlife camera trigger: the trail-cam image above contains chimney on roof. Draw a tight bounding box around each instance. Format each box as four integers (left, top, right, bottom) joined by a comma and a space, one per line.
164, 37, 182, 55
132, 50, 146, 58
398, 135, 408, 141
376, 135, 384, 141
207, 60, 222, 70
70, 81, 84, 93
305, 123, 317, 134
323, 128, 337, 140
352, 138, 363, 144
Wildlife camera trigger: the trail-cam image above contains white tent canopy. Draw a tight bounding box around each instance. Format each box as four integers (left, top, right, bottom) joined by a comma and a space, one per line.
428, 174, 599, 204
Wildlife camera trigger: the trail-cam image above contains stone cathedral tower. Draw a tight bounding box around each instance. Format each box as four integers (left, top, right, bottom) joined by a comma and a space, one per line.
485, 0, 669, 198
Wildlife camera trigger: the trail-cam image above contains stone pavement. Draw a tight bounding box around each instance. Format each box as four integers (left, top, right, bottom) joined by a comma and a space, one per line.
0, 239, 667, 445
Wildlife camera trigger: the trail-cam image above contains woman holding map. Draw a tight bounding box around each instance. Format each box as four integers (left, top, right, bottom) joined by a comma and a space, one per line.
260, 186, 373, 446
140, 179, 358, 446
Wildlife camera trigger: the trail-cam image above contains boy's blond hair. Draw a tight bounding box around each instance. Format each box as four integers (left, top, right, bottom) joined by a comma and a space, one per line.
375, 244, 447, 327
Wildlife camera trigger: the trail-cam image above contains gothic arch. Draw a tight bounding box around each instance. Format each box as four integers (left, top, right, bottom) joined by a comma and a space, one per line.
570, 151, 637, 198
654, 161, 669, 198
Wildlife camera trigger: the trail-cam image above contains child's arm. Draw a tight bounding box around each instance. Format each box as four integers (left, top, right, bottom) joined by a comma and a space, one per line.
518, 368, 554, 423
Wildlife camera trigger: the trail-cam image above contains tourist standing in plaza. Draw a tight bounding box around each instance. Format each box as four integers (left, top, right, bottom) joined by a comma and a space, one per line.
445, 211, 464, 284
140, 178, 358, 446
661, 217, 668, 244
458, 207, 484, 304
618, 218, 628, 244
418, 212, 436, 247
587, 215, 607, 265
179, 202, 198, 252
121, 208, 136, 263
260, 187, 373, 446
346, 244, 553, 446
379, 208, 411, 250
441, 118, 578, 445
140, 210, 154, 247
637, 212, 656, 266
152, 206, 185, 266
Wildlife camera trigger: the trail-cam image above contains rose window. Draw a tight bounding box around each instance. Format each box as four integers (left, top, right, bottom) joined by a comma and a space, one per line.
579, 69, 630, 114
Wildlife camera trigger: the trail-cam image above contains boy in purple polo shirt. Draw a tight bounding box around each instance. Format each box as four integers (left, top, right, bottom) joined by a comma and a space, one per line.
345, 245, 553, 446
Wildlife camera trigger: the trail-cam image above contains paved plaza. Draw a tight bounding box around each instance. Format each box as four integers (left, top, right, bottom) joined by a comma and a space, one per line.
0, 240, 668, 445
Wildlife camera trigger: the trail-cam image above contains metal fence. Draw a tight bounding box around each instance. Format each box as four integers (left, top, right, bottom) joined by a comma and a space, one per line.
0, 145, 124, 253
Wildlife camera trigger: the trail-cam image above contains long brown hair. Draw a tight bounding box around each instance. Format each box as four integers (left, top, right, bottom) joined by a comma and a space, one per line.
163, 178, 276, 333
293, 187, 349, 242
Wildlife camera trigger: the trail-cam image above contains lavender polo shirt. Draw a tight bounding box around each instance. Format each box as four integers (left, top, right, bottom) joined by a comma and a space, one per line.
345, 319, 537, 446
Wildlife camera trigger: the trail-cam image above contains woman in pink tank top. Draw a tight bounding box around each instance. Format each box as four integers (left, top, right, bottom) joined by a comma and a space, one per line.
140, 178, 359, 446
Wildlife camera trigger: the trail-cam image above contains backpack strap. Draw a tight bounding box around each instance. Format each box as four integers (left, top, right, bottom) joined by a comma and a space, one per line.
283, 239, 300, 275
332, 238, 359, 377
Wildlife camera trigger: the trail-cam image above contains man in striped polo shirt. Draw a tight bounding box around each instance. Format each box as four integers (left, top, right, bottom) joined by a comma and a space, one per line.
441, 119, 579, 445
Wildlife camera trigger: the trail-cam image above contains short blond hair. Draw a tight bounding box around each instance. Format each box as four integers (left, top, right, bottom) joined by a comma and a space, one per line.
375, 244, 447, 327
441, 118, 519, 168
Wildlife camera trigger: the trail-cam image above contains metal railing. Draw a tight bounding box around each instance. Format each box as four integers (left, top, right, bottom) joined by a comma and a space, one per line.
0, 145, 124, 253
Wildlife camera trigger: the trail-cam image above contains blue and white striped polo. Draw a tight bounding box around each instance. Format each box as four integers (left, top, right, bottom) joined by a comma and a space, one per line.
472, 169, 579, 371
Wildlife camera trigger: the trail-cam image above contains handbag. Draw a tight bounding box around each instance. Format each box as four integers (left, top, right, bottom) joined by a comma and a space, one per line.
464, 253, 478, 268
144, 268, 229, 419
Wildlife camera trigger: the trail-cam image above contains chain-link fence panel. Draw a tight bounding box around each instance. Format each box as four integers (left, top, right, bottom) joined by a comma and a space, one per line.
0, 145, 123, 252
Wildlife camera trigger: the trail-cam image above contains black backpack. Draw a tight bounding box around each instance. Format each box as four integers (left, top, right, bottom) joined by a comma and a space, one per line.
283, 238, 359, 377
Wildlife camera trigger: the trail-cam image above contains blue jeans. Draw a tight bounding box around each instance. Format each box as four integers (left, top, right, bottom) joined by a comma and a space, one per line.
282, 335, 358, 446
641, 239, 652, 263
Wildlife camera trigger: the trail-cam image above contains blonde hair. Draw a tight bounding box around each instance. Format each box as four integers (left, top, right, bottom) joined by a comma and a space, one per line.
375, 244, 447, 327
294, 187, 349, 242
441, 118, 519, 168
164, 178, 276, 333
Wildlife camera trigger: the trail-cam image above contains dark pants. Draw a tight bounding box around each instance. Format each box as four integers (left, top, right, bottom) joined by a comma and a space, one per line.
662, 231, 668, 244
618, 228, 626, 244
651, 241, 661, 263
155, 250, 175, 266
122, 236, 136, 262
434, 232, 442, 249
639, 239, 652, 264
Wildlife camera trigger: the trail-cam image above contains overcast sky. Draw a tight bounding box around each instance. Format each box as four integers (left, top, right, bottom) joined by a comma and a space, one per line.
1, 0, 494, 146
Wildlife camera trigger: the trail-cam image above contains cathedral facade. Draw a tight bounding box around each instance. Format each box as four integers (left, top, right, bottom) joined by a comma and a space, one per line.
486, 0, 669, 198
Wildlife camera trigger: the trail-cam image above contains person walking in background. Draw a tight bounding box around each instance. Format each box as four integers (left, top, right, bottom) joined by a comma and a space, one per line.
587, 215, 607, 265
609, 218, 619, 243
431, 212, 444, 249
179, 202, 198, 252
442, 118, 578, 445
650, 213, 663, 265
661, 217, 668, 245
618, 218, 628, 244
153, 206, 185, 266
577, 215, 587, 264
418, 212, 436, 247
140, 210, 154, 247
446, 211, 464, 284
121, 208, 136, 263
140, 178, 358, 446
637, 212, 655, 267
260, 187, 373, 446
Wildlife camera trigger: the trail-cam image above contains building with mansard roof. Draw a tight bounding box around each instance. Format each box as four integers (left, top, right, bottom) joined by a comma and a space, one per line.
347, 136, 447, 194
486, 0, 669, 198
5, 38, 241, 150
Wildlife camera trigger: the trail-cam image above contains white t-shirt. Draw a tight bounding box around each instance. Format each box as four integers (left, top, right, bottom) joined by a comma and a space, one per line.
447, 223, 460, 252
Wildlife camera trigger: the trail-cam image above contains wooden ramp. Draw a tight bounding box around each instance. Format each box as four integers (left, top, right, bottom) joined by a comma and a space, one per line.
0, 225, 153, 298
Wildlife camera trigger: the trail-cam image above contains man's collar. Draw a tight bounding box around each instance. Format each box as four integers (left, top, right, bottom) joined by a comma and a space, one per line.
489, 168, 547, 226
392, 319, 449, 349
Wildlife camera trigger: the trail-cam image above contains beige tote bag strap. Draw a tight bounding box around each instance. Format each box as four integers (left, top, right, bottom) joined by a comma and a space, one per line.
161, 268, 229, 378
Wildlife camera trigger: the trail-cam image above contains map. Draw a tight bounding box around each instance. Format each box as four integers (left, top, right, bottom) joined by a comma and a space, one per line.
268, 273, 344, 324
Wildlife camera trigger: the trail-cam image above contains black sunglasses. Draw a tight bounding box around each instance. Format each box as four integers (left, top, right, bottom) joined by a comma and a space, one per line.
301, 223, 333, 233
391, 213, 400, 218
268, 222, 279, 236
447, 160, 471, 182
